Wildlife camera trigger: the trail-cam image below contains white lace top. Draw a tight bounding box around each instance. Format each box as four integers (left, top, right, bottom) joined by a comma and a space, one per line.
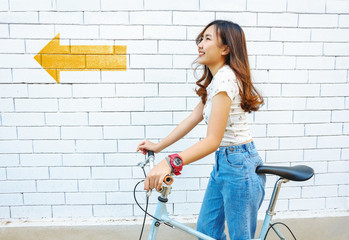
202, 65, 252, 146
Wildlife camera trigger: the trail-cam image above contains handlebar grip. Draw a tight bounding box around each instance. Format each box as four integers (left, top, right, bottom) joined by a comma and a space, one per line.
147, 151, 154, 157
164, 175, 174, 185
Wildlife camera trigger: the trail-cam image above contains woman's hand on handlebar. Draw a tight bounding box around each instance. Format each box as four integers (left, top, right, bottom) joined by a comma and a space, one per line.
144, 159, 172, 191
136, 140, 160, 155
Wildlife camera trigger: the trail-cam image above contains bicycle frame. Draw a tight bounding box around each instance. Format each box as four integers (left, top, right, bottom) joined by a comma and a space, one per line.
147, 177, 289, 240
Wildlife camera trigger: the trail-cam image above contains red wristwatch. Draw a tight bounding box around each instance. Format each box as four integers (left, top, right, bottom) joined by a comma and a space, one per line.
168, 153, 183, 176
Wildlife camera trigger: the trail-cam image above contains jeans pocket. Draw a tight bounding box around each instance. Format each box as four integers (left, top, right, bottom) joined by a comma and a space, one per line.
225, 152, 245, 168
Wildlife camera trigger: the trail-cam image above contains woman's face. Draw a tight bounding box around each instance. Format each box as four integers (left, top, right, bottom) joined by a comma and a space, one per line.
197, 25, 227, 68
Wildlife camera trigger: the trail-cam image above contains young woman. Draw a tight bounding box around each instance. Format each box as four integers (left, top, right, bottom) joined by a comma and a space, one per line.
137, 20, 266, 240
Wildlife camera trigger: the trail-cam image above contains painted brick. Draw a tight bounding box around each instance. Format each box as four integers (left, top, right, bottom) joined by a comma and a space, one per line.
62, 154, 103, 166
11, 206, 52, 218
28, 84, 72, 98
59, 98, 101, 112
299, 14, 338, 27
75, 140, 117, 153
173, 11, 214, 26
0, 140, 32, 153
332, 110, 349, 122
305, 123, 342, 136
0, 154, 19, 167
101, 70, 144, 83
56, 0, 99, 11
61, 127, 103, 140
0, 99, 13, 112
100, 25, 143, 40
215, 12, 257, 26
0, 39, 25, 53
267, 124, 304, 137
271, 28, 311, 41
23, 193, 65, 205
339, 15, 349, 27
144, 0, 198, 10
84, 11, 128, 24
66, 192, 106, 204
33, 140, 75, 153
130, 11, 171, 25
284, 42, 323, 56
72, 84, 115, 97
247, 42, 283, 55
324, 43, 349, 56
289, 198, 325, 210
130, 54, 172, 68
200, 0, 244, 11
309, 70, 347, 83
92, 167, 132, 179
145, 98, 186, 111
258, 13, 298, 27
312, 29, 349, 42
145, 69, 186, 83
103, 126, 144, 139
304, 149, 341, 161
294, 111, 331, 123
53, 205, 92, 218
37, 180, 77, 192
79, 180, 118, 192
40, 11, 83, 24
0, 0, 8, 10
101, 0, 143, 10
0, 194, 23, 206
89, 112, 130, 125
287, 0, 325, 13
10, 24, 54, 39
159, 40, 197, 54
306, 97, 344, 110
9, 0, 55, 11
256, 56, 296, 69
247, 0, 286, 12
321, 84, 349, 97
20, 154, 62, 166
254, 111, 293, 124
0, 24, 9, 38
50, 167, 91, 179
15, 99, 58, 112
18, 127, 60, 140
131, 112, 172, 125
93, 205, 133, 217
45, 113, 88, 126
279, 137, 317, 150
7, 167, 49, 180
268, 98, 306, 110
0, 127, 17, 139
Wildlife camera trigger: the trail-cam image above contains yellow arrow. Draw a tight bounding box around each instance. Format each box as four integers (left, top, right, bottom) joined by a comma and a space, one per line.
34, 33, 127, 83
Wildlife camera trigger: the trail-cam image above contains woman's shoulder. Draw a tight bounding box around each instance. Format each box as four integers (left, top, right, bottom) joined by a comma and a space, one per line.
214, 65, 236, 82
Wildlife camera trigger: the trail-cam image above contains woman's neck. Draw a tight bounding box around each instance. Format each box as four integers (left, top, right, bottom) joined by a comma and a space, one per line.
209, 62, 226, 77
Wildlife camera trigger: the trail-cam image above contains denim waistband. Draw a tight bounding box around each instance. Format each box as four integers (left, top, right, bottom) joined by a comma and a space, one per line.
217, 141, 256, 153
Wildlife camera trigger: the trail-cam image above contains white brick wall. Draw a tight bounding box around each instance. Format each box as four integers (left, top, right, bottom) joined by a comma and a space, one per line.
0, 0, 348, 221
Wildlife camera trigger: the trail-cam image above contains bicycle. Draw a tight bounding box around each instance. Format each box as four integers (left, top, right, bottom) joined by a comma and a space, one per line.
134, 151, 314, 240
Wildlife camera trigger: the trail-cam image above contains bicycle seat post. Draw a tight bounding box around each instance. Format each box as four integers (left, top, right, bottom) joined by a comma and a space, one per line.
267, 178, 289, 216
259, 177, 289, 239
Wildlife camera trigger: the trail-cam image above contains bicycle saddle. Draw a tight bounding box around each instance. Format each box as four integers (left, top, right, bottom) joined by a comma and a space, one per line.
256, 165, 314, 181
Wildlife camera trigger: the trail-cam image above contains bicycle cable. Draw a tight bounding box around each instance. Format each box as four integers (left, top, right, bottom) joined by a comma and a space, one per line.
134, 167, 174, 240
264, 222, 296, 240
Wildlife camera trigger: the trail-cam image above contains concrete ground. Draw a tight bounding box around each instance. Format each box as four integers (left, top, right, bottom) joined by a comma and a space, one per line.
0, 215, 348, 240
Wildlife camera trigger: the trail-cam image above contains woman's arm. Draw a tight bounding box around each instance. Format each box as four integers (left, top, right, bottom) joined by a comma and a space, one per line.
137, 101, 204, 154
178, 91, 231, 165
144, 91, 231, 191
157, 101, 204, 152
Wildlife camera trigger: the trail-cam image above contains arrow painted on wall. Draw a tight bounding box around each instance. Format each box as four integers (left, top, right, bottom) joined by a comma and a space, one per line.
34, 33, 127, 83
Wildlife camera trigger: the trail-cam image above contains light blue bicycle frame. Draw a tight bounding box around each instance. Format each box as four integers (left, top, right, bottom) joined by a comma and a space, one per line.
147, 178, 289, 240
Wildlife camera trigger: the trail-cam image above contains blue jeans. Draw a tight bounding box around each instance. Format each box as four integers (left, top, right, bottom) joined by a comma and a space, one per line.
197, 141, 266, 240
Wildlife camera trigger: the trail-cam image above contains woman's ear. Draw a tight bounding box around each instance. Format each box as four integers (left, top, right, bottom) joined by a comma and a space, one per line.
221, 45, 230, 56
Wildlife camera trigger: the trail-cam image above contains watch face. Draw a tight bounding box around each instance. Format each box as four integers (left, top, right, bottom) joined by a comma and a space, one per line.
173, 157, 182, 166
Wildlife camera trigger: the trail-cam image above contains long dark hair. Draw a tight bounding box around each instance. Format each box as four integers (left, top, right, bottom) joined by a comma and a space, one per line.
194, 20, 264, 113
